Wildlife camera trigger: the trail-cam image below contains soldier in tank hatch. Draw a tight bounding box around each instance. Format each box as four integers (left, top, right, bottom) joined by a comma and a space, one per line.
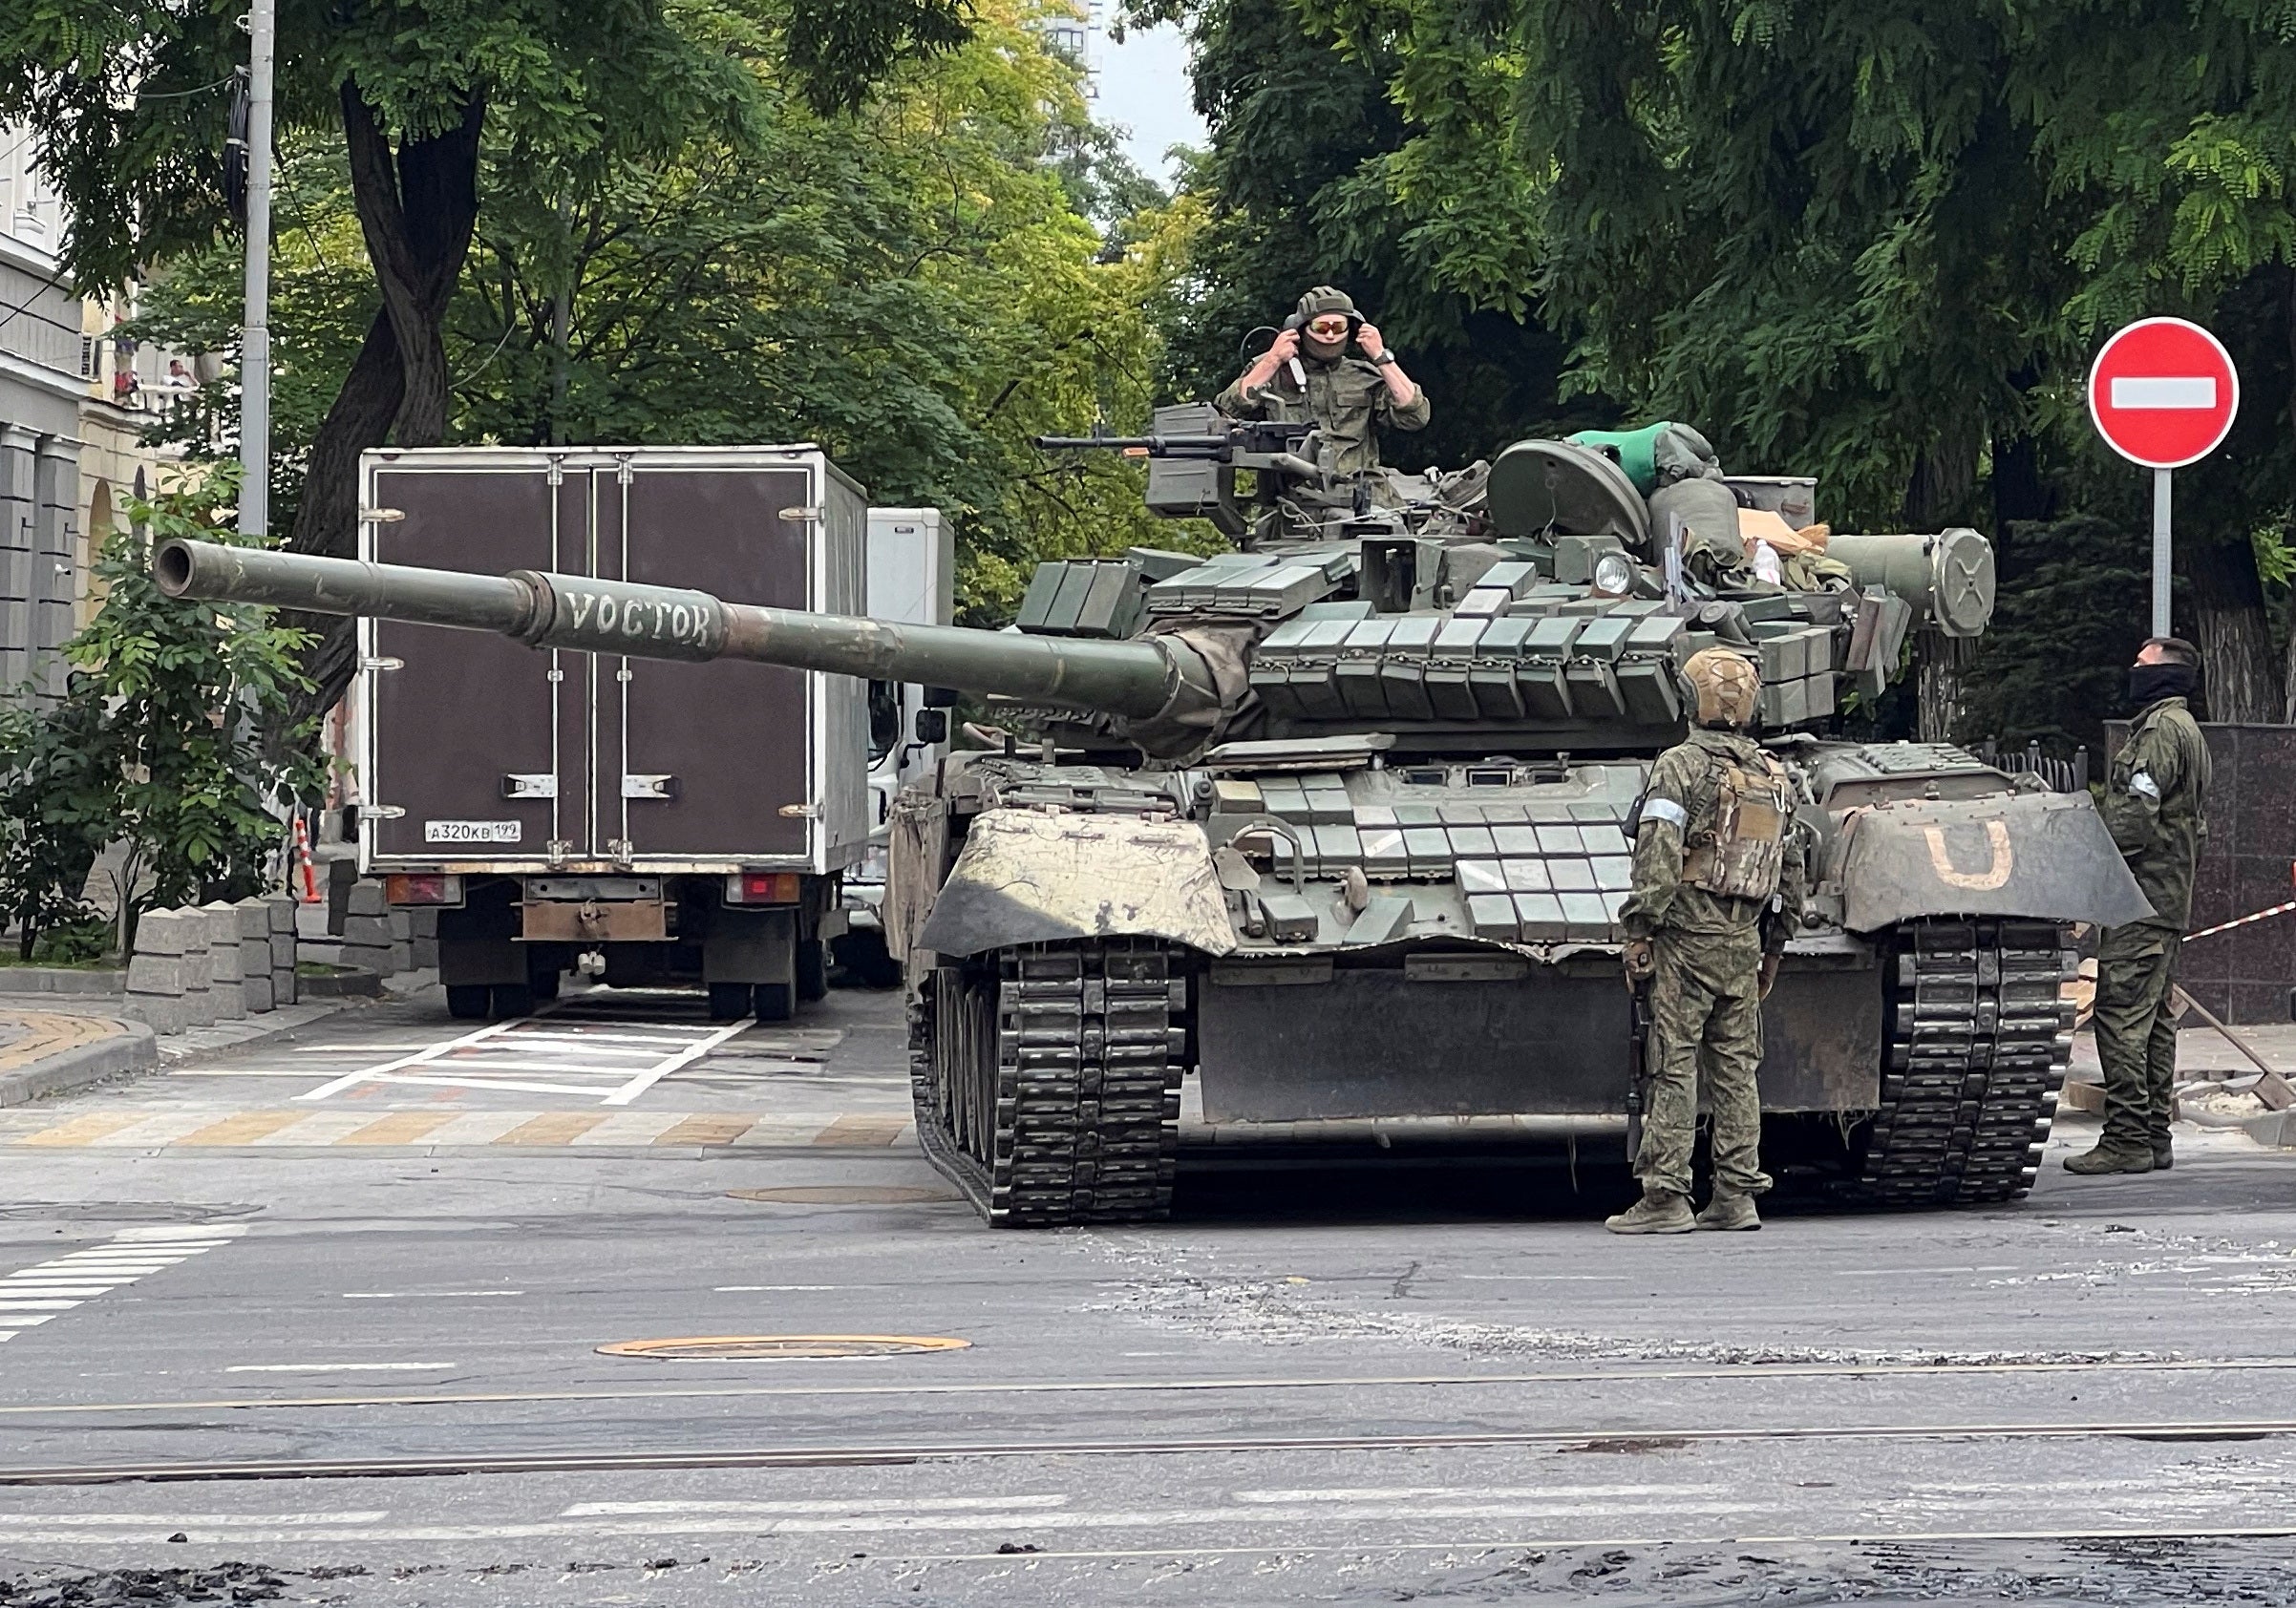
1216, 286, 1431, 480
1610, 648, 1810, 1236
2066, 636, 2212, 1177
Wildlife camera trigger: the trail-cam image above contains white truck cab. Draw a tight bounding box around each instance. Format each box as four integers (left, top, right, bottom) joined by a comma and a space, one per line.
837, 508, 953, 984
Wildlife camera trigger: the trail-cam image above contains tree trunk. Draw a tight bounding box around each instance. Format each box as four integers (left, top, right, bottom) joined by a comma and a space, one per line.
2181, 538, 2278, 723
1903, 417, 1981, 531
267, 83, 487, 747
341, 80, 484, 449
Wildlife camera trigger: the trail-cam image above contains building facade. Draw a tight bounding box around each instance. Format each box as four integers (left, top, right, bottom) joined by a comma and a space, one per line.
1, 125, 203, 701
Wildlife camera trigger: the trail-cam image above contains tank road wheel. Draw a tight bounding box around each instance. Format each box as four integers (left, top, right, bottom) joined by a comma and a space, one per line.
909, 939, 1187, 1228
1840, 918, 2074, 1206
445, 984, 492, 1022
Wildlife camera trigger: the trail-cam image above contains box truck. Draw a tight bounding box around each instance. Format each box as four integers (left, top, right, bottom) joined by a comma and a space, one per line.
346, 445, 869, 1021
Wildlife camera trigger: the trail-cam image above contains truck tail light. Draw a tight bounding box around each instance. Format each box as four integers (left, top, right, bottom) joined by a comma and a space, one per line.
384, 873, 463, 906
728, 871, 801, 904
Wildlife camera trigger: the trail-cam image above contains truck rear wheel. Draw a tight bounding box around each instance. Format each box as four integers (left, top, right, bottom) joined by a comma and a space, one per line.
707, 982, 753, 1022
754, 982, 796, 1023
446, 984, 491, 1021
491, 983, 534, 1019
797, 939, 828, 1002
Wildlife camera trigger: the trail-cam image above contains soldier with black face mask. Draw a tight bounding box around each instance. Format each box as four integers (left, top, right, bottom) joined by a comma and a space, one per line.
2067, 636, 2212, 1176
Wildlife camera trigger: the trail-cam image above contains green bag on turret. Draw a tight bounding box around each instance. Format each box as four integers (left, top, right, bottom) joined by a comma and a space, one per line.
1568, 422, 1721, 496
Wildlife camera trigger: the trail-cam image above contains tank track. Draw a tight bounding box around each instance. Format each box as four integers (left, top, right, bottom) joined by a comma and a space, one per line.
1848, 917, 2075, 1205
909, 939, 1188, 1227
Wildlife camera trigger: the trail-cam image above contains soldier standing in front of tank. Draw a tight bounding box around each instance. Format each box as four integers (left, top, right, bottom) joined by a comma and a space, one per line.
1609, 648, 1808, 1235
2067, 637, 2213, 1176
1216, 286, 1431, 477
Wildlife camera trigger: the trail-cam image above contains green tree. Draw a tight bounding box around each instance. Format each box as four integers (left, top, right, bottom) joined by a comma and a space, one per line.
0, 477, 326, 957
127, 0, 1207, 625
3, 0, 972, 730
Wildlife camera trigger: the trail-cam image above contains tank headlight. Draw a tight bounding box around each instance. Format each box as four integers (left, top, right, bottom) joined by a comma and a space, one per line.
1592, 551, 1638, 597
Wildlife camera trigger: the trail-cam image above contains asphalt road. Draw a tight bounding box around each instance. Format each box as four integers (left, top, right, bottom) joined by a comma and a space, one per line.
2, 981, 2294, 1605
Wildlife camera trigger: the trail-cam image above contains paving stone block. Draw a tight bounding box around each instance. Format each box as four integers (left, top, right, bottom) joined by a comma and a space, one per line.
413, 936, 439, 969
272, 964, 297, 1006
389, 909, 413, 942
133, 907, 195, 958
390, 941, 413, 974
269, 932, 298, 968
341, 942, 393, 977
125, 954, 188, 994
295, 903, 331, 940
409, 907, 440, 939
347, 879, 390, 918
266, 895, 298, 935
244, 974, 274, 1013
341, 915, 394, 947
121, 992, 187, 1035
233, 897, 270, 940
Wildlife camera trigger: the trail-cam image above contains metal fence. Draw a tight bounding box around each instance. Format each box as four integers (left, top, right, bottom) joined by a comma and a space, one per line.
1975, 739, 2090, 793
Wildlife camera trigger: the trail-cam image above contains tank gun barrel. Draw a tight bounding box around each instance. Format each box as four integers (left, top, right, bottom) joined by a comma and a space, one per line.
154, 539, 1192, 720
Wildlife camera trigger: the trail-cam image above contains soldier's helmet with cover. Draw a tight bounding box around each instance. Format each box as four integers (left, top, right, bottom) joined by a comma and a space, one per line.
1681, 645, 1761, 730
1294, 285, 1359, 324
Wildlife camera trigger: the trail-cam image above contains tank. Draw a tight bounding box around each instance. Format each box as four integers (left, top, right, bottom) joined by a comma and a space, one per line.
155, 424, 2148, 1228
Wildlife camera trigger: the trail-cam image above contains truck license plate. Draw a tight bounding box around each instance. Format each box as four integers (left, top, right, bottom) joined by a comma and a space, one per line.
424, 819, 522, 844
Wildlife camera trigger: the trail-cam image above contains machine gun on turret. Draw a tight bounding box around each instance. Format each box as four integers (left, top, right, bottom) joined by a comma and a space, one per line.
1036, 404, 1371, 544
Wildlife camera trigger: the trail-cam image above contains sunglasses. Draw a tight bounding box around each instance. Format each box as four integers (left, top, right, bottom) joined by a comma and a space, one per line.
1306, 317, 1351, 336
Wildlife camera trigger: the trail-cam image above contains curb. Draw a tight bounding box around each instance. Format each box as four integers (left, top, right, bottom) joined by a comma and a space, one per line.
2243, 1110, 2296, 1149
0, 1017, 159, 1110
298, 965, 383, 999
0, 967, 128, 996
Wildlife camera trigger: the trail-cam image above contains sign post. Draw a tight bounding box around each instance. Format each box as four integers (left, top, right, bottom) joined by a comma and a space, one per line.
2086, 317, 2240, 638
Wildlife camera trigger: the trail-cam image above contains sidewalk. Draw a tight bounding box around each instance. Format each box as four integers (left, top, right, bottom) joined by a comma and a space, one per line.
0, 971, 436, 1108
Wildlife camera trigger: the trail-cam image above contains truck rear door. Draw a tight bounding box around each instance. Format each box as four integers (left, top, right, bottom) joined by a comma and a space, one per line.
596, 457, 816, 861
365, 458, 585, 863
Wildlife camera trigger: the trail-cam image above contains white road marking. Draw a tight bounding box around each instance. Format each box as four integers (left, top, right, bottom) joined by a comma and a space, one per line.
565, 1495, 1074, 1516
296, 1014, 750, 1107
1232, 1485, 1724, 1504
0, 1227, 244, 1343
2112, 375, 2217, 409
226, 1363, 459, 1373
12, 1512, 391, 1527
713, 1284, 842, 1292
341, 1290, 524, 1300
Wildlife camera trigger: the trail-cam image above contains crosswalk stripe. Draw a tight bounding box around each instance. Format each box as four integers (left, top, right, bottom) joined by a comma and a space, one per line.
175, 1111, 311, 1146
0, 1111, 915, 1149
337, 1111, 459, 1146
497, 1112, 612, 1146
652, 1114, 759, 1147
815, 1113, 910, 1147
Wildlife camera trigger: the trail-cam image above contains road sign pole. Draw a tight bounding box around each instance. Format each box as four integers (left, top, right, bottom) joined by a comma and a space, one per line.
237, 0, 274, 540
2152, 467, 2172, 637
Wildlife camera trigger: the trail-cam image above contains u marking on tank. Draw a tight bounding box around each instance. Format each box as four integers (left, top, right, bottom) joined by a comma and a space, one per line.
1922, 818, 2014, 891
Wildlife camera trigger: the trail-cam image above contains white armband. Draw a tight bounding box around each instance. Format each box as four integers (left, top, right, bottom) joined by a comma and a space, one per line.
2126, 770, 2160, 801
1641, 797, 1688, 831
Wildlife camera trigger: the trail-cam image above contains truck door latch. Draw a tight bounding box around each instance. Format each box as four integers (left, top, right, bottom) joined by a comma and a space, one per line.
502, 773, 559, 799
621, 774, 678, 800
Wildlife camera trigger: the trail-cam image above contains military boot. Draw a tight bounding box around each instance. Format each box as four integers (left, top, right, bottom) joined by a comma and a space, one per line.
2063, 1143, 2155, 1175
2152, 1136, 2174, 1171
1696, 1192, 1761, 1232
1605, 1191, 1695, 1235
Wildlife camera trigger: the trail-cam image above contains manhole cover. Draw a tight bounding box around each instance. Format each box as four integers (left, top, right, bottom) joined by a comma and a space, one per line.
598, 1335, 972, 1361
726, 1186, 957, 1206
0, 1201, 263, 1223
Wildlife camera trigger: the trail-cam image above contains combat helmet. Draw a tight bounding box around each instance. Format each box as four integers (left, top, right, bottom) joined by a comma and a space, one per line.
1682, 646, 1760, 729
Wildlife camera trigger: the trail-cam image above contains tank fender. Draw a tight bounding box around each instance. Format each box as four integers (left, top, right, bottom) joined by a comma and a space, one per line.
916, 808, 1238, 958
1834, 791, 2152, 933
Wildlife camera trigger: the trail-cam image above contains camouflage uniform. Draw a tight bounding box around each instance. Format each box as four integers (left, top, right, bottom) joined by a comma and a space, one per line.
1215, 353, 1431, 480
2091, 695, 2211, 1159
1620, 728, 1809, 1201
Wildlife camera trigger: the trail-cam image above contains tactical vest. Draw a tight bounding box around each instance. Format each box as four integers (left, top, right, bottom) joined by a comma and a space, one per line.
1682, 752, 1792, 900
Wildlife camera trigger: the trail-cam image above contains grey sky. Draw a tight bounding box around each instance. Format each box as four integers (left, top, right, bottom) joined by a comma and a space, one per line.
1093, 21, 1206, 186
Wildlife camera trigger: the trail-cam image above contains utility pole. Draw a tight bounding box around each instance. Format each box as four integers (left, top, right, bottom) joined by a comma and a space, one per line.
237, 0, 275, 540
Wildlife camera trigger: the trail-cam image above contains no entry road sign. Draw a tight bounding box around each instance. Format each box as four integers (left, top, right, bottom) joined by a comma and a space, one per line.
2087, 317, 2241, 638
2088, 317, 2240, 470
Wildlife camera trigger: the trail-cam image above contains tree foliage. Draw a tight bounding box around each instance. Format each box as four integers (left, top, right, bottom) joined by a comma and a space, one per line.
0, 478, 325, 957
1157, 0, 2296, 734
